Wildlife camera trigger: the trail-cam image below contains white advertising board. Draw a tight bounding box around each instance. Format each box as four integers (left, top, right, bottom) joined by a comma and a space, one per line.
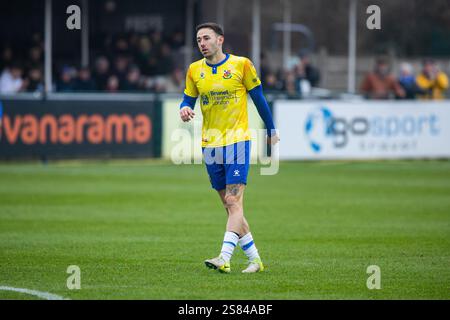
274, 100, 450, 159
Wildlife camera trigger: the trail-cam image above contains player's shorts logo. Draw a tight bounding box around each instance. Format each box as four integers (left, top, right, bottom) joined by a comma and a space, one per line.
223, 70, 232, 79
233, 169, 240, 177
304, 106, 334, 153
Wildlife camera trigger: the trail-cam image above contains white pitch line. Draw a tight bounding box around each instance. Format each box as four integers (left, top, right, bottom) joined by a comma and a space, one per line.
0, 286, 68, 300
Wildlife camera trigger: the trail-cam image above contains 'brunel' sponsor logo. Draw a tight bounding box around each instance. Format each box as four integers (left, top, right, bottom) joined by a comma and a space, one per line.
0, 113, 152, 145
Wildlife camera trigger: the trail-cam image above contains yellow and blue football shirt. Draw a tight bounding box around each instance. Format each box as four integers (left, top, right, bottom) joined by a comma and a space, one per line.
183, 54, 261, 148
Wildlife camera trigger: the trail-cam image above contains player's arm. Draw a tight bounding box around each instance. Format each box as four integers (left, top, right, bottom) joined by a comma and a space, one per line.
248, 85, 279, 145
180, 66, 198, 122
243, 58, 279, 145
180, 94, 196, 122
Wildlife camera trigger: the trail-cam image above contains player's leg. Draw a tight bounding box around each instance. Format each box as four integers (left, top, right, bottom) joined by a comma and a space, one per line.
217, 188, 250, 235
224, 141, 264, 273
203, 147, 233, 273
206, 184, 245, 271
223, 183, 245, 233
222, 185, 263, 273
204, 141, 263, 273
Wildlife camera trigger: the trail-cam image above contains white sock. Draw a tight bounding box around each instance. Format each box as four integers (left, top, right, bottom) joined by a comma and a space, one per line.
220, 231, 239, 262
238, 232, 260, 261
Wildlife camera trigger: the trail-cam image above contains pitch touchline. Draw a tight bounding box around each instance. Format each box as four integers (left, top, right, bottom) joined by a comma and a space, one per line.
0, 286, 68, 300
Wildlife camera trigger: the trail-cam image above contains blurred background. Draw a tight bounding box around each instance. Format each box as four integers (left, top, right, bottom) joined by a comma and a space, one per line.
0, 0, 449, 160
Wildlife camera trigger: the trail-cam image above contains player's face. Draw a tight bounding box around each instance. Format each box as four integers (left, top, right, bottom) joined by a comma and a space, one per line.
196, 28, 223, 58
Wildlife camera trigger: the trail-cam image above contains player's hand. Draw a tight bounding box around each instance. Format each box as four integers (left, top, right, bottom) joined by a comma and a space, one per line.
267, 134, 280, 145
180, 106, 195, 122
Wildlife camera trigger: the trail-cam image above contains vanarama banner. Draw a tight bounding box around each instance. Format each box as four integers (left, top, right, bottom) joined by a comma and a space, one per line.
0, 99, 161, 159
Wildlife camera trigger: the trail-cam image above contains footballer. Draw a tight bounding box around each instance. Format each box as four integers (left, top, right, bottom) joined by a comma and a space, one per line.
179, 22, 279, 273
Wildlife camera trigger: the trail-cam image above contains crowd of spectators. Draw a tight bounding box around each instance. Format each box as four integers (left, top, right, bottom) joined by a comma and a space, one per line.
55, 30, 186, 93
260, 54, 449, 100
0, 30, 186, 94
0, 33, 45, 94
0, 32, 448, 100
260, 53, 321, 98
360, 58, 449, 100
0, 33, 324, 97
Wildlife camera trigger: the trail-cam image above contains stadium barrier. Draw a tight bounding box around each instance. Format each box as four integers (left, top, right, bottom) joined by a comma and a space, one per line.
0, 94, 162, 160
3, 94, 449, 161
274, 100, 450, 160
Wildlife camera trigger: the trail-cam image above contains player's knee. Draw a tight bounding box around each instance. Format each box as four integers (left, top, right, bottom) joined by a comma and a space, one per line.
224, 195, 241, 209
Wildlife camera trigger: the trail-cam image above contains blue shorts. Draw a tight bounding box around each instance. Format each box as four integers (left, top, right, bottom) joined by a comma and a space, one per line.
202, 141, 251, 191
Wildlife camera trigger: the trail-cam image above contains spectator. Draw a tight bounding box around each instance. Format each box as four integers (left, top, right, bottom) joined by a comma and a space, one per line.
74, 67, 97, 91
153, 76, 168, 93
282, 70, 298, 98
113, 55, 130, 87
155, 43, 174, 75
135, 36, 153, 75
398, 62, 424, 99
416, 59, 449, 100
122, 65, 143, 91
360, 58, 405, 99
165, 67, 184, 93
300, 54, 321, 87
294, 62, 311, 98
263, 72, 283, 93
105, 75, 119, 92
56, 66, 76, 92
0, 64, 25, 93
93, 56, 111, 91
114, 36, 130, 56
25, 67, 44, 92
26, 46, 43, 71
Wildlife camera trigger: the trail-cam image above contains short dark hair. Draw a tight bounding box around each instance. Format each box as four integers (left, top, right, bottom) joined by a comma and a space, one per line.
196, 22, 224, 36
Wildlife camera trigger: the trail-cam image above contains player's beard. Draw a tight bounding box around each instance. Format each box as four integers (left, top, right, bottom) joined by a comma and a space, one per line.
202, 49, 215, 59
202, 42, 220, 59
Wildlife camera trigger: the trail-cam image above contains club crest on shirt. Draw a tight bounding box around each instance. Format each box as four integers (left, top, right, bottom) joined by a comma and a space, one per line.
223, 69, 232, 79
200, 71, 205, 79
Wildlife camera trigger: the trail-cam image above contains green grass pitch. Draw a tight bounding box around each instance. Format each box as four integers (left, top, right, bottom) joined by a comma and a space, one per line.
0, 160, 449, 299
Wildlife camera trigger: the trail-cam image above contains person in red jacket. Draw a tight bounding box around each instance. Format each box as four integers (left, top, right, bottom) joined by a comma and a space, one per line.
360, 58, 405, 99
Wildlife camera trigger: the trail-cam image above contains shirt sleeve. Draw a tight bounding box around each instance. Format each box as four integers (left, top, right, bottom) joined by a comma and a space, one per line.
243, 58, 261, 91
183, 65, 199, 98
249, 85, 276, 137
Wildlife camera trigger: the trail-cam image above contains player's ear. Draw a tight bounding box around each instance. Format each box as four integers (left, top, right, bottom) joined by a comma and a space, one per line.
217, 35, 224, 45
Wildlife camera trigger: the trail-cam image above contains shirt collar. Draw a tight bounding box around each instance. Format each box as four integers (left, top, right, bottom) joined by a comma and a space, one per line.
205, 53, 230, 68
